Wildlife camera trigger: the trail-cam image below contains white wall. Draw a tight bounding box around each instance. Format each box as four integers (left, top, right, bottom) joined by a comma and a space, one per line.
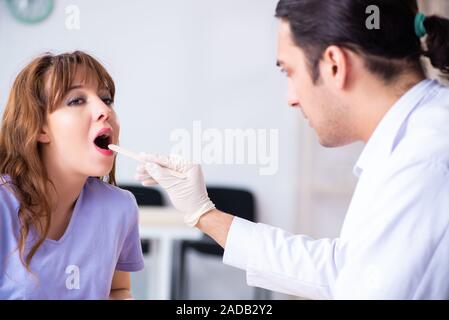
0, 0, 301, 231
0, 0, 366, 299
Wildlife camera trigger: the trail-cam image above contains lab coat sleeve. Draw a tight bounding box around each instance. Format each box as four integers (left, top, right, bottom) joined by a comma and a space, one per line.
223, 217, 340, 299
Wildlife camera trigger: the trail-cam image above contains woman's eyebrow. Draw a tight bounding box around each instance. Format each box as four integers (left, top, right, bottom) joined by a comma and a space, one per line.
68, 84, 84, 91
67, 84, 110, 95
98, 87, 112, 95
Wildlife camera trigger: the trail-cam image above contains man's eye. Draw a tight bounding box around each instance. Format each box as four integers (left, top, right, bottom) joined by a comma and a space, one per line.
67, 97, 85, 106
102, 97, 114, 106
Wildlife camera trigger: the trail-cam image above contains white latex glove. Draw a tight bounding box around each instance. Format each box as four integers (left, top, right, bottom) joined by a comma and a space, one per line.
135, 154, 215, 227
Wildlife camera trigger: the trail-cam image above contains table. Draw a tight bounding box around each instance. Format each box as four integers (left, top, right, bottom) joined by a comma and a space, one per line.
139, 206, 202, 300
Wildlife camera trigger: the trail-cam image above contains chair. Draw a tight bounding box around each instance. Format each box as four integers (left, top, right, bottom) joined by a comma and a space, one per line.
119, 184, 164, 206
118, 185, 164, 254
172, 186, 271, 299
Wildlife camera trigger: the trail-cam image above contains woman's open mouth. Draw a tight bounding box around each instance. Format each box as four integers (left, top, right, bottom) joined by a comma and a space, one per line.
94, 128, 113, 156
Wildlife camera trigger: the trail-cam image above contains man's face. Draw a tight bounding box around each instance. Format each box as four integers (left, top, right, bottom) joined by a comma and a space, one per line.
277, 20, 353, 147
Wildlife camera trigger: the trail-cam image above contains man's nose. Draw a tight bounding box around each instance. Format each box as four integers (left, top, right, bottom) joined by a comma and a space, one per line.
287, 79, 300, 108
288, 96, 300, 108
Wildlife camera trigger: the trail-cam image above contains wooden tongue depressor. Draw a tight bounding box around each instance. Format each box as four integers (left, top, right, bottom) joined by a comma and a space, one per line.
108, 144, 186, 179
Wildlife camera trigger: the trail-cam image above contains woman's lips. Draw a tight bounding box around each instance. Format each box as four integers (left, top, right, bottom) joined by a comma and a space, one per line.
95, 145, 113, 156
93, 127, 114, 156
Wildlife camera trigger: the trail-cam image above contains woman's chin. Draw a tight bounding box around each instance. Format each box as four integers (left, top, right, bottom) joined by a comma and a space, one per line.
88, 165, 114, 178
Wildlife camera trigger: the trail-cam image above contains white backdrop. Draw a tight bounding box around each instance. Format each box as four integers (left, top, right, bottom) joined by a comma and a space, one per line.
0, 0, 302, 231
1, 0, 368, 299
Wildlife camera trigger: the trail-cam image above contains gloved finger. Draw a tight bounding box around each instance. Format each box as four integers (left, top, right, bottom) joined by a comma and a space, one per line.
144, 162, 177, 182
134, 171, 155, 182
135, 163, 158, 184
141, 178, 158, 186
142, 153, 193, 173
141, 153, 169, 166
144, 162, 162, 180
135, 164, 152, 177
136, 163, 148, 175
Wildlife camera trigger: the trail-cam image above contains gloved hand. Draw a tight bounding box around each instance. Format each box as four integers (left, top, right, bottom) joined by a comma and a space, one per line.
135, 154, 216, 227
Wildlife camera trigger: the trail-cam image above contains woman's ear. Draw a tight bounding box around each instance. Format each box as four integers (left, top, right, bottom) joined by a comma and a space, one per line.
37, 125, 51, 143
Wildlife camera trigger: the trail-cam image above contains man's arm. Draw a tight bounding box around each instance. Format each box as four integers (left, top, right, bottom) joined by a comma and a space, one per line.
196, 209, 235, 248
199, 208, 340, 299
137, 158, 341, 299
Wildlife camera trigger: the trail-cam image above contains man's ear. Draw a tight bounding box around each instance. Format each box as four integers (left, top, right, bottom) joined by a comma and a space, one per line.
321, 45, 349, 90
37, 125, 51, 143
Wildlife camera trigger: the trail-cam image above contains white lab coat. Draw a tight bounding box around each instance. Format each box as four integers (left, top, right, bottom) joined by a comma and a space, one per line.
223, 79, 449, 299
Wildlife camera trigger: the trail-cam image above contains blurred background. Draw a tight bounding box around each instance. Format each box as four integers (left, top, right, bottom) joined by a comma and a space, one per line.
0, 0, 447, 300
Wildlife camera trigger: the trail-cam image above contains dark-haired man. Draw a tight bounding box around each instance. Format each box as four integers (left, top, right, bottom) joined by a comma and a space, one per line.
137, 0, 449, 299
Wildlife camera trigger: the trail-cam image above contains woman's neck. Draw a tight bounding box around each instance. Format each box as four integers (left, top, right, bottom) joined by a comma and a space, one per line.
47, 169, 86, 216
41, 147, 87, 215
40, 149, 87, 240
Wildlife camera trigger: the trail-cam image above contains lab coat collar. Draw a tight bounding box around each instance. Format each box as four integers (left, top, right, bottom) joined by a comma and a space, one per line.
353, 79, 435, 178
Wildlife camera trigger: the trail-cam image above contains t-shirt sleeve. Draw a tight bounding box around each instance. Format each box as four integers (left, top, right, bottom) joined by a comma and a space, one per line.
115, 192, 145, 272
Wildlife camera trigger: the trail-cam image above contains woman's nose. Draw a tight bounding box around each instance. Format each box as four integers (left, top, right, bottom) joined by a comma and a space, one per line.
94, 98, 111, 122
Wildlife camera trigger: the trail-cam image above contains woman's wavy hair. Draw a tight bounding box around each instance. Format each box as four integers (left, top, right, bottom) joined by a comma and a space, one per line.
0, 51, 117, 271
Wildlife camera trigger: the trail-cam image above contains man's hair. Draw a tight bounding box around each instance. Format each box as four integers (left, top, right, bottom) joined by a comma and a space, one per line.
275, 0, 449, 83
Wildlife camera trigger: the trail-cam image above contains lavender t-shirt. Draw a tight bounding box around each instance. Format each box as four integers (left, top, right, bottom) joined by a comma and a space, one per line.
0, 176, 144, 299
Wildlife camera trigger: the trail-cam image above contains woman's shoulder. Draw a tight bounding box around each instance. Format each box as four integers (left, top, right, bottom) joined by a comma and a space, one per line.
0, 175, 20, 213
85, 177, 138, 211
